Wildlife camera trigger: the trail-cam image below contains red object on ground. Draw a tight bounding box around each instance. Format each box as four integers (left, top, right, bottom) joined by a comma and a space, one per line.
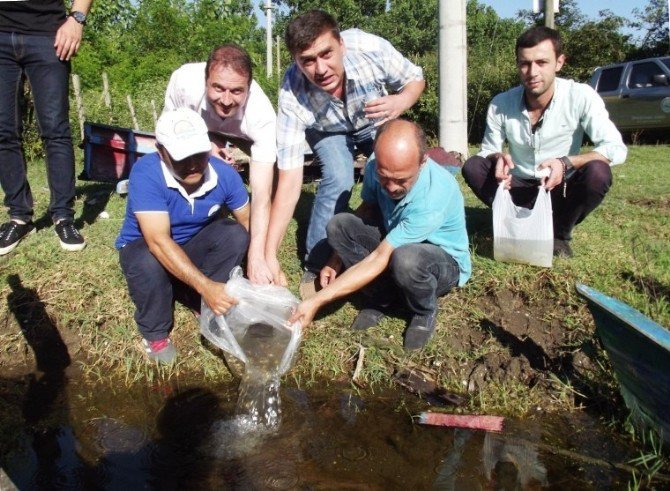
417, 412, 504, 432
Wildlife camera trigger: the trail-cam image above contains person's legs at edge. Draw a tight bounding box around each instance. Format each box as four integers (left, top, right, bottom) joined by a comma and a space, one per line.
25, 34, 85, 251
0, 33, 37, 255
390, 243, 459, 350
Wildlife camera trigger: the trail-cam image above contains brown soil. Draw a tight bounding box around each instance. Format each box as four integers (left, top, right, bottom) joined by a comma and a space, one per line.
430, 289, 603, 410
628, 197, 670, 211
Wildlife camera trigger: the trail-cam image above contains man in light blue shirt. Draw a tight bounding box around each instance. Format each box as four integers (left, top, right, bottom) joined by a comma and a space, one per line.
463, 26, 627, 257
266, 10, 425, 297
290, 120, 470, 351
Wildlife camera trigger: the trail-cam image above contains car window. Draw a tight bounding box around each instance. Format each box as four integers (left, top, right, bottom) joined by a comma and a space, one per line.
628, 62, 664, 89
662, 58, 670, 71
596, 67, 623, 92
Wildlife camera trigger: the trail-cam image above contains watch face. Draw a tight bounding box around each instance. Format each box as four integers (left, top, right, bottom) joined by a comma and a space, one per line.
71, 11, 86, 24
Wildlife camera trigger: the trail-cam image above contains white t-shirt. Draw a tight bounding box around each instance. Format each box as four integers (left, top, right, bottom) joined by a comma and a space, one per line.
164, 62, 277, 165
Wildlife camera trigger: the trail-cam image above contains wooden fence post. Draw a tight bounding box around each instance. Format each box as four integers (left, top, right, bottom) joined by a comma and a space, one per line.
150, 99, 158, 126
101, 72, 111, 108
126, 94, 139, 130
71, 74, 85, 140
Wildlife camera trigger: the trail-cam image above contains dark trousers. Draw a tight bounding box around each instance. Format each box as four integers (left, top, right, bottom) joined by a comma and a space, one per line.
462, 155, 612, 240
119, 218, 249, 341
0, 32, 76, 223
326, 213, 460, 315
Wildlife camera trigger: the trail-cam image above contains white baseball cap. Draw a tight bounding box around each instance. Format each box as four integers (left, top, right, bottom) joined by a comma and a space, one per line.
155, 108, 211, 161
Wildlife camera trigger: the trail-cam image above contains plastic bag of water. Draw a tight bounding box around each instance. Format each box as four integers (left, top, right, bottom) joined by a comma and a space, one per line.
199, 266, 302, 376
492, 182, 553, 268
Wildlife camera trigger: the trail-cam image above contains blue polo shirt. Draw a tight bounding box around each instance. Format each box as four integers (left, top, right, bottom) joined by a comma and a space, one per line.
361, 158, 471, 286
115, 153, 249, 249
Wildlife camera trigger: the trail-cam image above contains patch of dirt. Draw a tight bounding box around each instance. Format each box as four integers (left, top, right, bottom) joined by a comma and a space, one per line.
628, 197, 670, 211
436, 290, 594, 406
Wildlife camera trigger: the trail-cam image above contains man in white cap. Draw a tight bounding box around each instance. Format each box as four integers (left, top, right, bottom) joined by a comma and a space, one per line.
116, 108, 251, 364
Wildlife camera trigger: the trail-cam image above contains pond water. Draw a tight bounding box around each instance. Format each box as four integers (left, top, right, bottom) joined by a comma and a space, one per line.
0, 371, 646, 490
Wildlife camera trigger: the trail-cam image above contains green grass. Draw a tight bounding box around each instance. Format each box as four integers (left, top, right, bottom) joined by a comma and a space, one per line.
0, 144, 668, 421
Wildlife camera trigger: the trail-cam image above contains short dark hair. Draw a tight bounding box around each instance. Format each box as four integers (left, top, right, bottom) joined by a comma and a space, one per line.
374, 119, 427, 163
285, 9, 340, 57
515, 26, 563, 59
205, 44, 253, 85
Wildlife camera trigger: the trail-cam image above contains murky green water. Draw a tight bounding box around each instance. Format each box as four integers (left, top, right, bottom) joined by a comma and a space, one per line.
0, 371, 647, 490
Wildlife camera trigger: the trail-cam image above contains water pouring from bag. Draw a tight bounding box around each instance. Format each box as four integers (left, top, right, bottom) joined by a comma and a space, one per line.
200, 267, 302, 430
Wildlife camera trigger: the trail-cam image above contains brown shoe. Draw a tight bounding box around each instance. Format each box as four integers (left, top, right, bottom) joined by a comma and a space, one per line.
299, 271, 319, 300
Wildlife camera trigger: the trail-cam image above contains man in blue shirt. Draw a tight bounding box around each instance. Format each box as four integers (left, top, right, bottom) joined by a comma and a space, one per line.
267, 9, 425, 297
116, 108, 250, 364
290, 120, 471, 351
462, 26, 626, 258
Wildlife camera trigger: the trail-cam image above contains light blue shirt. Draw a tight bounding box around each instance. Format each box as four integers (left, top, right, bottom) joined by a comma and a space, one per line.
277, 29, 423, 170
478, 78, 627, 179
361, 158, 471, 287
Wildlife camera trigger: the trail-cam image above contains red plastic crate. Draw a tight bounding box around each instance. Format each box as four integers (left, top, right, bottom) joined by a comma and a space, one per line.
81, 122, 156, 182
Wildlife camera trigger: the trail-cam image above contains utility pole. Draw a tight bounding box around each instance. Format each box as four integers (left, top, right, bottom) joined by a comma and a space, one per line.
265, 0, 273, 77
276, 34, 280, 78
545, 0, 555, 28
438, 0, 468, 156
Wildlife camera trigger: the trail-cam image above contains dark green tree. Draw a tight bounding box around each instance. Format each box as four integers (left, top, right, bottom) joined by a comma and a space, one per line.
628, 0, 669, 58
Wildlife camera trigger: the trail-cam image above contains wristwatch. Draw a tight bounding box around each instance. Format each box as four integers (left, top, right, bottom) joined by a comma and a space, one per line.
69, 11, 87, 25
559, 156, 573, 171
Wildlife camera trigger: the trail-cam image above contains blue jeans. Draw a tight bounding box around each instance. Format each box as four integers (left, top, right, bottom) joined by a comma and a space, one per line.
0, 32, 75, 223
119, 218, 249, 341
304, 124, 376, 272
327, 213, 460, 315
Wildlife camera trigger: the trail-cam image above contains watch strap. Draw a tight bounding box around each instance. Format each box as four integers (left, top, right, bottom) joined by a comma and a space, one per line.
69, 11, 87, 25
559, 156, 573, 171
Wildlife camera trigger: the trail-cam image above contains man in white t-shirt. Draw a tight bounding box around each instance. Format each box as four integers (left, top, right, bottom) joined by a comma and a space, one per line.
164, 44, 277, 284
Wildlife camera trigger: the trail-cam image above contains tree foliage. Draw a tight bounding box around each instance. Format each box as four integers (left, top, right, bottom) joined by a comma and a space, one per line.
629, 0, 669, 58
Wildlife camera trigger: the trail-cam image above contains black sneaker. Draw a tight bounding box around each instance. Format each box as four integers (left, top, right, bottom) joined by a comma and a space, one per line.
553, 239, 573, 258
0, 220, 35, 255
404, 310, 437, 351
54, 220, 86, 251
350, 308, 385, 331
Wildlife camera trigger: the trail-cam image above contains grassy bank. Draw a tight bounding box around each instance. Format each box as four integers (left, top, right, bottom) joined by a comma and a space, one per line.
0, 145, 668, 420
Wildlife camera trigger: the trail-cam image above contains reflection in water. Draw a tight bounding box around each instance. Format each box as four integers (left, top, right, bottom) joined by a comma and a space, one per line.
482, 431, 548, 489
1, 379, 643, 489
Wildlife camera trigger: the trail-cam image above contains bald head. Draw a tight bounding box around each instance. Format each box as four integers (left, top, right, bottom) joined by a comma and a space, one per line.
373, 120, 427, 200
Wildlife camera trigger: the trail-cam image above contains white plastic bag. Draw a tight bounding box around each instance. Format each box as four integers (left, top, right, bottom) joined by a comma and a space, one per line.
199, 267, 302, 376
493, 182, 553, 268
